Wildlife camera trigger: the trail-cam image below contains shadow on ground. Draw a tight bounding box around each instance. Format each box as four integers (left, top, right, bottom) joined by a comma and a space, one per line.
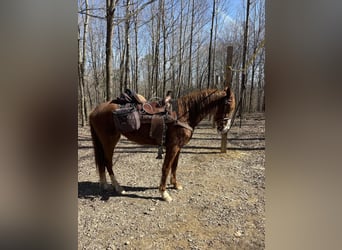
78, 181, 162, 201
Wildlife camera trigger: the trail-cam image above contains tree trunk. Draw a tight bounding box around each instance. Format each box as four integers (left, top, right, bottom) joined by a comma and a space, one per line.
118, 25, 125, 93
78, 0, 89, 126
161, 0, 166, 96
78, 26, 85, 126
177, 0, 184, 97
187, 0, 195, 89
133, 6, 139, 92
211, 0, 219, 88
170, 2, 176, 95
238, 0, 250, 122
123, 0, 131, 90
207, 0, 216, 88
105, 0, 118, 101
154, 1, 161, 97
196, 31, 201, 89
88, 22, 100, 106
249, 50, 256, 112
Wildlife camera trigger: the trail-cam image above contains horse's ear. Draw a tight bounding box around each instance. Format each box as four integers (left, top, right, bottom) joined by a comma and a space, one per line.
224, 86, 231, 96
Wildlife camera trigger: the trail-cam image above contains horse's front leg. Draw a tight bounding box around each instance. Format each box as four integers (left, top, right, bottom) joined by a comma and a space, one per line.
159, 146, 180, 202
170, 150, 183, 190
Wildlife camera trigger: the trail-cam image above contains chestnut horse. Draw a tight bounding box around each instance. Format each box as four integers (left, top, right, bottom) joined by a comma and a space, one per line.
89, 87, 235, 202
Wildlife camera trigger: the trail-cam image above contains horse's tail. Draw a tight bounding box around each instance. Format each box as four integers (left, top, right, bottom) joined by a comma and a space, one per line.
89, 122, 106, 171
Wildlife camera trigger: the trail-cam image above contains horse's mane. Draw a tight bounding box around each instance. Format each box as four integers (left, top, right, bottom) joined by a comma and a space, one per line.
177, 89, 226, 127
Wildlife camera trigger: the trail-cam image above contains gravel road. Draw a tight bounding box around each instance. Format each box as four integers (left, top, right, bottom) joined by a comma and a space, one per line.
78, 113, 265, 249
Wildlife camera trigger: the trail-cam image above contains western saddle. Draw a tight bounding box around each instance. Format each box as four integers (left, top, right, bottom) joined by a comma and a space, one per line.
111, 89, 176, 159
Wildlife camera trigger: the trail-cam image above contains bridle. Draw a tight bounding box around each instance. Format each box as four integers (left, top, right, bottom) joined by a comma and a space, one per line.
215, 91, 233, 134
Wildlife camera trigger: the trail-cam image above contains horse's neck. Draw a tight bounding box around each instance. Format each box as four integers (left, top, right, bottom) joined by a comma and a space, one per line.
178, 90, 223, 128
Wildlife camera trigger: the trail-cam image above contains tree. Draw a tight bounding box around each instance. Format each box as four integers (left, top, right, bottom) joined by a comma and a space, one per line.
78, 0, 89, 126
105, 0, 119, 101
237, 0, 251, 122
161, 0, 167, 95
77, 0, 265, 123
132, 2, 139, 92
247, 0, 265, 112
207, 0, 216, 88
187, 0, 195, 89
123, 0, 131, 90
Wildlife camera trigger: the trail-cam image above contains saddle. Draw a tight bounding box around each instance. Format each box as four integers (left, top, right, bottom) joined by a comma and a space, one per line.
111, 89, 177, 159
111, 89, 172, 116
111, 88, 147, 105
142, 102, 166, 115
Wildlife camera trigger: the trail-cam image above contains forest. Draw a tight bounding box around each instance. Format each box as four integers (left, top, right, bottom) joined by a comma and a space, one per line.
78, 0, 265, 126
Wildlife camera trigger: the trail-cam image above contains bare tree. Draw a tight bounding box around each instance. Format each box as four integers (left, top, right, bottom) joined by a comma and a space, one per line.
176, 0, 184, 97
77, 0, 264, 119
78, 25, 83, 125
238, 0, 251, 121
170, 0, 176, 95
78, 0, 89, 126
88, 15, 104, 106
132, 2, 139, 91
187, 0, 195, 89
207, 0, 216, 89
105, 0, 119, 101
246, 0, 264, 112
161, 0, 167, 95
123, 0, 131, 90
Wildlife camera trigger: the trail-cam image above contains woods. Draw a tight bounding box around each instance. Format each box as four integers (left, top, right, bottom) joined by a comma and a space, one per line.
78, 0, 265, 125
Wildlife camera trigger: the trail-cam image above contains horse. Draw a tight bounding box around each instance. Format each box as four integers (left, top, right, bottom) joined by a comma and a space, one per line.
89, 87, 235, 202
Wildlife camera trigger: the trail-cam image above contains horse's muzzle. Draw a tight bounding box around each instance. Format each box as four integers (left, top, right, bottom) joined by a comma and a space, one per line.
217, 118, 232, 134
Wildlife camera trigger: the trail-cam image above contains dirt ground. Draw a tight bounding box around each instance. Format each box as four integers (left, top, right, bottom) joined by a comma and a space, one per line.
78, 113, 265, 249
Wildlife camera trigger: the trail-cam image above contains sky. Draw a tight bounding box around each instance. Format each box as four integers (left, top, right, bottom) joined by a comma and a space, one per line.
223, 0, 244, 20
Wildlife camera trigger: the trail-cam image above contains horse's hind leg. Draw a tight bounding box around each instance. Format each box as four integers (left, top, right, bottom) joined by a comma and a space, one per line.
98, 164, 110, 191
103, 133, 126, 194
106, 162, 125, 194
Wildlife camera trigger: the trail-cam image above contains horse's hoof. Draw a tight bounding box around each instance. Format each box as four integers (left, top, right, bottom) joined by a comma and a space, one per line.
117, 188, 126, 195
113, 185, 126, 195
161, 191, 173, 202
171, 182, 183, 190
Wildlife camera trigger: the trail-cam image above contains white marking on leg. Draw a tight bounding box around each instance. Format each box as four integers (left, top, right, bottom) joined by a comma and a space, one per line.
175, 183, 183, 190
161, 191, 172, 202
110, 174, 125, 194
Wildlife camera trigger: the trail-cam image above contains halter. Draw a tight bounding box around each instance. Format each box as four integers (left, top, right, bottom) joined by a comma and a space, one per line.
215, 91, 234, 133
215, 94, 232, 121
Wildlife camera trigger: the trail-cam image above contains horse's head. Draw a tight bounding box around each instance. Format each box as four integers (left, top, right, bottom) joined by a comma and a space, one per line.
215, 87, 236, 134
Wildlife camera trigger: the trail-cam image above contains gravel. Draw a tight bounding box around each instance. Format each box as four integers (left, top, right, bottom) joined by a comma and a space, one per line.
78, 113, 265, 249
